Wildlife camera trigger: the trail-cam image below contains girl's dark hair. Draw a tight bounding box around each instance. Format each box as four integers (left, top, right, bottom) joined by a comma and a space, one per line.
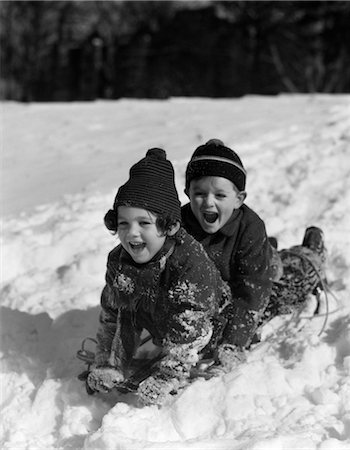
104, 209, 118, 233
104, 208, 180, 235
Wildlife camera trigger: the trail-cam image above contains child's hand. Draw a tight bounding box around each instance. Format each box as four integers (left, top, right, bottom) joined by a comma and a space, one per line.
138, 375, 179, 406
87, 366, 124, 393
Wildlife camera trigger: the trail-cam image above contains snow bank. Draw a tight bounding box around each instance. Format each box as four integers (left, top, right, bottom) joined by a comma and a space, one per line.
1, 95, 350, 449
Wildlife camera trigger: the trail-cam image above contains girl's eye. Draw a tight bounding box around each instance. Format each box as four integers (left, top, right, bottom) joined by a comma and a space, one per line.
140, 221, 152, 226
117, 221, 128, 227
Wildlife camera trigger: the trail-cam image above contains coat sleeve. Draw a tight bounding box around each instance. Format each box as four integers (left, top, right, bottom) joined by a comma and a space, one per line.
157, 252, 225, 380
223, 220, 273, 349
95, 254, 140, 372
95, 283, 119, 367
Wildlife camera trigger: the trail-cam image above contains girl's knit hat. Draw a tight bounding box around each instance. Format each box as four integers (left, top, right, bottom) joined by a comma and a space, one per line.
185, 139, 246, 191
111, 148, 181, 222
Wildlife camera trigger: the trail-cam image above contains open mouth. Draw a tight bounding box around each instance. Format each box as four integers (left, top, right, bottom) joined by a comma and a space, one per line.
202, 212, 219, 224
129, 242, 146, 251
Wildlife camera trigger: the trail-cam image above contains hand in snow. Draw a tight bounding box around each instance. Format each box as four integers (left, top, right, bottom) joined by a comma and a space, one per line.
138, 375, 180, 406
86, 366, 124, 393
217, 344, 246, 372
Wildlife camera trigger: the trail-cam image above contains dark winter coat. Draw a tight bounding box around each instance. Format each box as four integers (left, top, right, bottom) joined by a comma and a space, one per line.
95, 227, 230, 380
182, 202, 274, 349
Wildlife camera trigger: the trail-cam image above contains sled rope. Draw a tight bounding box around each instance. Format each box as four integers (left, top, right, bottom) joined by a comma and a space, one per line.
300, 306, 343, 320
324, 285, 341, 304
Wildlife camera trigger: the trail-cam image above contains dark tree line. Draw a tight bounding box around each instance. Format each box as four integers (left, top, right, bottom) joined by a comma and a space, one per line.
1, 1, 350, 101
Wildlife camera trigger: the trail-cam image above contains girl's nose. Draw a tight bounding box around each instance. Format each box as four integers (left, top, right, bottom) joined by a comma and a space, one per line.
128, 223, 140, 237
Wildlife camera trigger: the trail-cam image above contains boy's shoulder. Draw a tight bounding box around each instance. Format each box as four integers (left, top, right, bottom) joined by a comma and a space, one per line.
217, 203, 266, 238
240, 203, 266, 228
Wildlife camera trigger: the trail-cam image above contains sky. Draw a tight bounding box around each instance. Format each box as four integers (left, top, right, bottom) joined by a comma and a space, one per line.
1, 94, 350, 449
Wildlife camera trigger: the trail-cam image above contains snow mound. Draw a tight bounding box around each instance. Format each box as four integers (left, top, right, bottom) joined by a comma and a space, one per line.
1, 95, 350, 449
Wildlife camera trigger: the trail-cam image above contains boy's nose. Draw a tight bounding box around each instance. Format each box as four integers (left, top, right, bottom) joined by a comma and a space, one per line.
203, 195, 215, 207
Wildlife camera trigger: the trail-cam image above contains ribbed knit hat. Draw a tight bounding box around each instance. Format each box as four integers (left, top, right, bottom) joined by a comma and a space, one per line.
113, 148, 181, 221
185, 139, 246, 191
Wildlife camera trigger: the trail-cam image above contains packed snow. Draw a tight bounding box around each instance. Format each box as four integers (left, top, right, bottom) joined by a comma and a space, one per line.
1, 95, 350, 449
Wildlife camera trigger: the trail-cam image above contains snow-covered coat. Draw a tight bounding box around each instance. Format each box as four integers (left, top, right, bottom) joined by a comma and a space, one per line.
182, 202, 274, 349
95, 227, 230, 382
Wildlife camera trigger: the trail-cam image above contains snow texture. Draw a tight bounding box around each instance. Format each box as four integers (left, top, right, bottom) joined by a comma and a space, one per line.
1, 95, 350, 449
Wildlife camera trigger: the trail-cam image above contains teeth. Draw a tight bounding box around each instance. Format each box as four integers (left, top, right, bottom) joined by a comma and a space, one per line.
130, 242, 145, 249
203, 212, 218, 223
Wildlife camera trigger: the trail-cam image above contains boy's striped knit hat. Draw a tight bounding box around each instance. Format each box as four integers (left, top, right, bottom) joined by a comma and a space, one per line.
185, 139, 246, 191
113, 148, 181, 221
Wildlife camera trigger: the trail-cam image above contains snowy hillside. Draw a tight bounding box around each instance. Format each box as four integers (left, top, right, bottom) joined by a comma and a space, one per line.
1, 95, 350, 449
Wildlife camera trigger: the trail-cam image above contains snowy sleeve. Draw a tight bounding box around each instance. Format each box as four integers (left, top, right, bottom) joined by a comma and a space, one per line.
157, 269, 219, 380
95, 283, 119, 366
224, 223, 273, 349
95, 260, 140, 370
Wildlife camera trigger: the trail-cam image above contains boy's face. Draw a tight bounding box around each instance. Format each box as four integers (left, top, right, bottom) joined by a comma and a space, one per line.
187, 176, 246, 234
117, 206, 167, 264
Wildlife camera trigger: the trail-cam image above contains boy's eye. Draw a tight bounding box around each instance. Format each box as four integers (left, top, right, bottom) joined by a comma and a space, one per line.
140, 221, 152, 226
216, 193, 226, 198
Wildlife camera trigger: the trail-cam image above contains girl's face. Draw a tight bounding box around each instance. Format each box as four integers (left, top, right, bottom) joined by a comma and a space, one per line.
117, 206, 166, 264
187, 176, 246, 234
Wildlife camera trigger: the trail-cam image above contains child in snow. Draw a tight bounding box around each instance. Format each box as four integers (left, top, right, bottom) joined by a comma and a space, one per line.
182, 139, 277, 351
182, 139, 326, 350
85, 148, 231, 406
